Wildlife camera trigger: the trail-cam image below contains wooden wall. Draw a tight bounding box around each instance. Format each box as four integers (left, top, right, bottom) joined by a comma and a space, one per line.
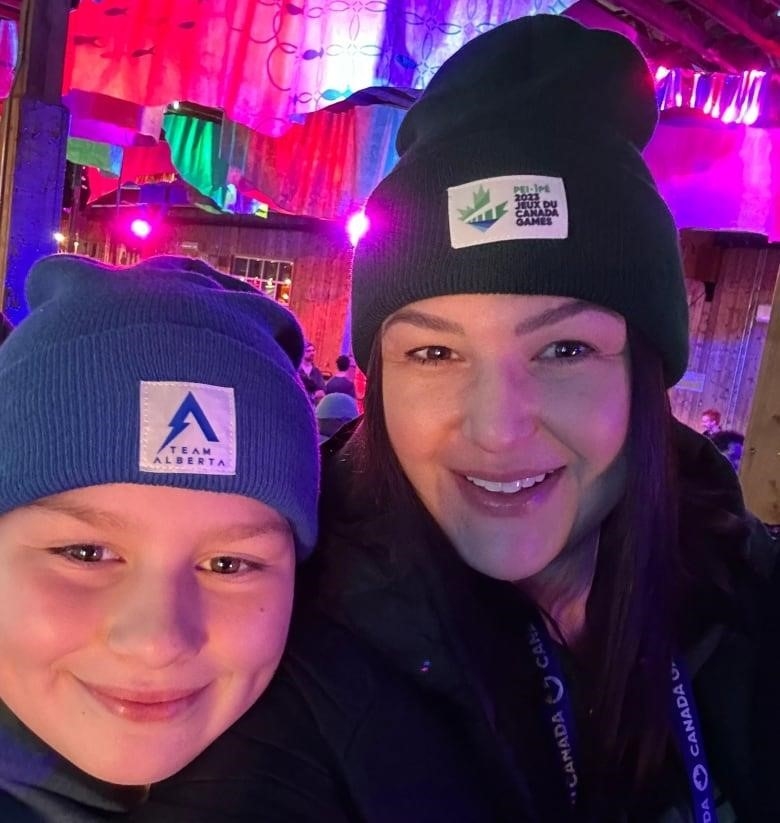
671, 231, 779, 435
741, 266, 780, 526
76, 213, 354, 375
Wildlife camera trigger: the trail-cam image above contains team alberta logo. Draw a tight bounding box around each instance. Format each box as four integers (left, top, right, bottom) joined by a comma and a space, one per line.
139, 381, 237, 476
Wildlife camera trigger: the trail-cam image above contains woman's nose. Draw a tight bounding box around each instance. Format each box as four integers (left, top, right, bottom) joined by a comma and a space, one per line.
462, 362, 539, 453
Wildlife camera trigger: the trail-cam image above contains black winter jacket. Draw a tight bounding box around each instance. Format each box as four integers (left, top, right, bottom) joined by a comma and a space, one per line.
0, 700, 147, 821
140, 424, 778, 822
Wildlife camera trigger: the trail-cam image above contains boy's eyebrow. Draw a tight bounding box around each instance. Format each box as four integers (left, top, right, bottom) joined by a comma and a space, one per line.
28, 499, 128, 530
27, 500, 291, 542
205, 521, 292, 545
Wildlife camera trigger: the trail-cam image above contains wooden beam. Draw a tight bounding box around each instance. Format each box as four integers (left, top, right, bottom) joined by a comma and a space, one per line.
684, 0, 780, 61
0, 0, 70, 322
741, 265, 780, 526
597, 0, 741, 71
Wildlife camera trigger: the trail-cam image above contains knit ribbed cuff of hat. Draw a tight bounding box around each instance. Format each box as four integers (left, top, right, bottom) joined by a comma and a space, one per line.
351, 129, 688, 385
0, 323, 319, 557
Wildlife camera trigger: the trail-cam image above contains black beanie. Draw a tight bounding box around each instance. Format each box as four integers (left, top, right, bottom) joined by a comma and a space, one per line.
351, 14, 689, 386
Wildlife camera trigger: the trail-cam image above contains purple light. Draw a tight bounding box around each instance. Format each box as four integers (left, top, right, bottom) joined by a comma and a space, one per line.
657, 67, 768, 126
130, 218, 152, 239
721, 103, 737, 125
690, 73, 700, 107
655, 65, 670, 82
743, 102, 760, 126
711, 98, 722, 119
347, 211, 369, 247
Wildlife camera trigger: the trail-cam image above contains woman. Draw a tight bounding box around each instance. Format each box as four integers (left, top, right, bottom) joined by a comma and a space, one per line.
144, 15, 777, 822
0, 254, 318, 819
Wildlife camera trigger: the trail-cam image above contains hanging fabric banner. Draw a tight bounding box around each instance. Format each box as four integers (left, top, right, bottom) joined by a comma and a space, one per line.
64, 0, 576, 137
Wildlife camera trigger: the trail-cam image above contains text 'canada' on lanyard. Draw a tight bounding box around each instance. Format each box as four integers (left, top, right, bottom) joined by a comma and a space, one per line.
526, 620, 718, 822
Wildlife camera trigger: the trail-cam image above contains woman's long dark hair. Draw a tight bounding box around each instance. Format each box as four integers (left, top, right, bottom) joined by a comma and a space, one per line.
583, 327, 680, 788
348, 323, 750, 792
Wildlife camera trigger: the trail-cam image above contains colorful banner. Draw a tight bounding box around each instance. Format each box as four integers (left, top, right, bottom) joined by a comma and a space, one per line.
64, 0, 575, 137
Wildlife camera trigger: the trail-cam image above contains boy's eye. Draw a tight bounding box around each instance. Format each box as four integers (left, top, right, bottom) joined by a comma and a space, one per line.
201, 556, 265, 576
538, 340, 594, 361
53, 544, 120, 564
407, 346, 455, 364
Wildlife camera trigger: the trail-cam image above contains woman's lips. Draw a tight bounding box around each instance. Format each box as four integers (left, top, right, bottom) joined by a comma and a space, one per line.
79, 681, 210, 723
454, 467, 563, 517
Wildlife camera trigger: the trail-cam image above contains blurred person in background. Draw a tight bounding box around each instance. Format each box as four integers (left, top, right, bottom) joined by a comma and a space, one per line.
325, 354, 357, 398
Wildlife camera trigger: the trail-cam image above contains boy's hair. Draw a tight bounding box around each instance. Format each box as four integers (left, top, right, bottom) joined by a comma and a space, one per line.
335, 354, 352, 372
0, 254, 320, 556
702, 408, 722, 424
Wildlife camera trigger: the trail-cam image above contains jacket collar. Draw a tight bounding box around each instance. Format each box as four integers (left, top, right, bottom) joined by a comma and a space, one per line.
309, 420, 772, 692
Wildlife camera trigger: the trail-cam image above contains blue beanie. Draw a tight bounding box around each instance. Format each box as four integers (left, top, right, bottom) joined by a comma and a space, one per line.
0, 254, 319, 558
316, 392, 359, 424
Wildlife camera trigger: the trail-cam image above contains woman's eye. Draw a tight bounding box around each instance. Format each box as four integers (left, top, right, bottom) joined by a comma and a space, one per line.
52, 544, 120, 564
538, 341, 595, 361
202, 556, 265, 576
407, 346, 455, 365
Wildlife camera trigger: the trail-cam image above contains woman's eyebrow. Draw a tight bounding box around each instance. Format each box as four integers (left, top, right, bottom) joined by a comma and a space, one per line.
383, 309, 465, 335
513, 299, 601, 336
384, 299, 608, 337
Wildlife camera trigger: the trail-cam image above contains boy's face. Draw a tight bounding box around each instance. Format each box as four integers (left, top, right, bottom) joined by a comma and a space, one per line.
0, 483, 296, 785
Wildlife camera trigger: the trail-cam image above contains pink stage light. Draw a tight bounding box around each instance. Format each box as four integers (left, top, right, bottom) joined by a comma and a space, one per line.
743, 103, 761, 126
655, 65, 670, 82
130, 218, 152, 239
658, 67, 767, 126
721, 104, 737, 125
347, 211, 369, 247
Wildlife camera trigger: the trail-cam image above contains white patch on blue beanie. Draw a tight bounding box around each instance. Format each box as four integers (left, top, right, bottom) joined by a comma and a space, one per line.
139, 381, 236, 475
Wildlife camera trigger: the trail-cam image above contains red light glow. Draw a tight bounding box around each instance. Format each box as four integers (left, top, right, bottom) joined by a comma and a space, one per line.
130, 218, 152, 239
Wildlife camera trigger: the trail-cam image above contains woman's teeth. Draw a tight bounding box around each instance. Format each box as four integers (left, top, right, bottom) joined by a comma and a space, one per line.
465, 473, 550, 494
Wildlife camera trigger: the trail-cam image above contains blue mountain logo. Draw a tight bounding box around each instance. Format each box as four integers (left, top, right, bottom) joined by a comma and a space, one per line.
157, 392, 220, 454
457, 185, 508, 232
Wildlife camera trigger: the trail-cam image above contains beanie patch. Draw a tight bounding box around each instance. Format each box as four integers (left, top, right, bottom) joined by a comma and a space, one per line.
447, 175, 569, 248
139, 381, 237, 476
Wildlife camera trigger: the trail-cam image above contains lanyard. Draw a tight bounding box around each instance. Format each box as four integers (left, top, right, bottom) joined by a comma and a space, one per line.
669, 659, 717, 823
526, 621, 717, 822
526, 621, 580, 807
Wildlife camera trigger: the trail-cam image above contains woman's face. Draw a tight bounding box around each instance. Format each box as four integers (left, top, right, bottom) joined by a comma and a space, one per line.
381, 294, 630, 581
0, 483, 296, 785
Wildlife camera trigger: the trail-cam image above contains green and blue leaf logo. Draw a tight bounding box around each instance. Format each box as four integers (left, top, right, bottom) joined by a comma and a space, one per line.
457, 185, 508, 233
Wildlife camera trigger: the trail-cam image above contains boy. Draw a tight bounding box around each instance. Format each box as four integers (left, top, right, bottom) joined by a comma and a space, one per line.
0, 254, 318, 819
